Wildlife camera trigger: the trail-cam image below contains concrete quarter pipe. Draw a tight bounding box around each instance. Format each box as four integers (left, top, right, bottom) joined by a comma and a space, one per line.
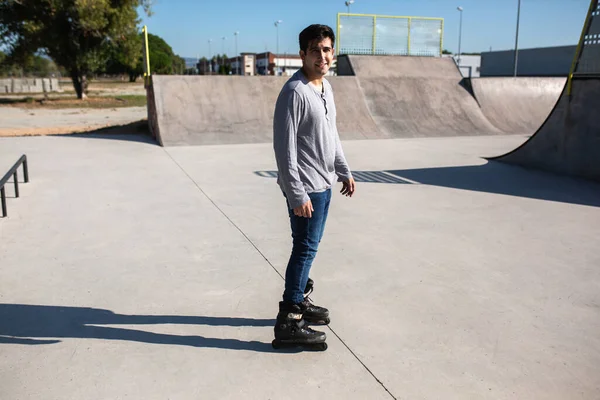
339, 55, 502, 137
148, 75, 378, 146
489, 79, 600, 181
150, 55, 549, 146
470, 77, 565, 134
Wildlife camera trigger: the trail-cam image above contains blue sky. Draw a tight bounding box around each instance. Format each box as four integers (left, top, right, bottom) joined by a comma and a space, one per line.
138, 0, 591, 59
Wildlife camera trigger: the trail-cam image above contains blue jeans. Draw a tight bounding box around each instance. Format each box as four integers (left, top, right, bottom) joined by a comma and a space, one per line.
283, 189, 332, 304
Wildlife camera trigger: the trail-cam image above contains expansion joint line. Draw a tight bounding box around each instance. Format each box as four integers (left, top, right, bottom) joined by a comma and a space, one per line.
165, 149, 396, 400
164, 150, 282, 279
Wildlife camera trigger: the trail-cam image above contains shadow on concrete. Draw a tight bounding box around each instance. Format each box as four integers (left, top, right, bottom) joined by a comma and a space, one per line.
0, 304, 308, 353
257, 162, 600, 207
387, 161, 600, 207
0, 98, 36, 106
50, 120, 157, 145
1, 178, 17, 198
254, 170, 412, 184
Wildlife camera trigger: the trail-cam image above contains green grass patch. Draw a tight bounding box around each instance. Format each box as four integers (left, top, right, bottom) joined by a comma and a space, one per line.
0, 94, 147, 109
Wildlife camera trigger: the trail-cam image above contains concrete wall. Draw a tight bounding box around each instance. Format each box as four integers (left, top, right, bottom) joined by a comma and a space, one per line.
146, 77, 160, 145
0, 78, 62, 94
481, 46, 576, 77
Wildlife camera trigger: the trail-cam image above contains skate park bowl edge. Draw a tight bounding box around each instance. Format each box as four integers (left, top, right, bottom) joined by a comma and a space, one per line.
489, 77, 600, 182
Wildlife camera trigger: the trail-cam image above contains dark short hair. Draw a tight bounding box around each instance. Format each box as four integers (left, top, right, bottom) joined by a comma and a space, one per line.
299, 24, 335, 53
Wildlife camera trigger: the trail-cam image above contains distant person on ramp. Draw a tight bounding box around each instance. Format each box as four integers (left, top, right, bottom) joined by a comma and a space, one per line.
272, 24, 355, 350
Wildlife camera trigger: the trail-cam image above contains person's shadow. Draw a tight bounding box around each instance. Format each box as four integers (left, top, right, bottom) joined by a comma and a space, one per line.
0, 304, 303, 353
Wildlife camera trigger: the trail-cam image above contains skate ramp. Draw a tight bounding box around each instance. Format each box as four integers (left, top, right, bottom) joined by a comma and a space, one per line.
471, 77, 565, 134
346, 55, 461, 79
148, 75, 379, 146
490, 78, 600, 181
340, 55, 502, 137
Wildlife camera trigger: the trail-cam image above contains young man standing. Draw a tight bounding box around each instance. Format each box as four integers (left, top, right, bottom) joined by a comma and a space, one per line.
272, 24, 355, 348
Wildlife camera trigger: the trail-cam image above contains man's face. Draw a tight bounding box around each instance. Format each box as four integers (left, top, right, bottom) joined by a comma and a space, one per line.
300, 37, 334, 77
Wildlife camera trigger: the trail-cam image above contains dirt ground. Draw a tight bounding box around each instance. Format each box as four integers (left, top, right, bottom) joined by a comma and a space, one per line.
0, 80, 148, 137
0, 106, 148, 137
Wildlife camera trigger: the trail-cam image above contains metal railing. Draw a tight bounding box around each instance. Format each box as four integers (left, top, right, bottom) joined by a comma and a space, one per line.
1, 155, 29, 218
568, 0, 599, 94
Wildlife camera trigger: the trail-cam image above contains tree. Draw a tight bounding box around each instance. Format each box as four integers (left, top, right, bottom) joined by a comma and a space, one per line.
130, 33, 185, 76
0, 50, 59, 77
172, 55, 185, 75
0, 0, 152, 99
145, 33, 181, 75
196, 56, 208, 75
104, 31, 187, 81
104, 30, 143, 82
217, 53, 230, 75
31, 55, 52, 76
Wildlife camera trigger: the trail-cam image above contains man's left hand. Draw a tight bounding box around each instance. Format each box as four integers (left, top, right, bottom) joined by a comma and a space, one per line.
341, 177, 356, 197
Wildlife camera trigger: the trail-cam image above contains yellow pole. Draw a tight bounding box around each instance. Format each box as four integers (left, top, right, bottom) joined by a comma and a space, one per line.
407, 18, 411, 55
372, 16, 377, 54
143, 25, 151, 85
567, 0, 596, 95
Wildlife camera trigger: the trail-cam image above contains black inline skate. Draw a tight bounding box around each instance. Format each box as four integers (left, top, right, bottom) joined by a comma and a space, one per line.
272, 301, 327, 351
301, 278, 330, 325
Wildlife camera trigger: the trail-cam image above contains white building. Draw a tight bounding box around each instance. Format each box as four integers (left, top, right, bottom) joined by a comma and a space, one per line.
274, 54, 303, 76
216, 52, 340, 76
229, 53, 256, 76
443, 54, 481, 78
253, 52, 336, 76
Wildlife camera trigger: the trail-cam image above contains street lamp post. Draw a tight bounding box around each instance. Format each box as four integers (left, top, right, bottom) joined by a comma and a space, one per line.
234, 31, 239, 75
345, 0, 354, 13
457, 6, 463, 66
274, 20, 282, 75
222, 36, 226, 73
513, 0, 521, 76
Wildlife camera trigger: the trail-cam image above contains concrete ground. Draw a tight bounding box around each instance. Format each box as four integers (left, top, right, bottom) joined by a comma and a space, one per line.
1, 134, 599, 399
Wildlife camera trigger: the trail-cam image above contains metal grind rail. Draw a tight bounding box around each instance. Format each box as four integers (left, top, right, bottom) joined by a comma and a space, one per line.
1, 155, 29, 218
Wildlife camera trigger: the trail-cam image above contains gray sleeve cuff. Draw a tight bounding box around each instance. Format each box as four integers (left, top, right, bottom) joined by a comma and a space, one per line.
336, 171, 353, 182
287, 192, 311, 210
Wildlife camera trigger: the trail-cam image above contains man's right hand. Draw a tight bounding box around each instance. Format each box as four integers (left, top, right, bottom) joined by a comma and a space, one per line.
293, 200, 314, 218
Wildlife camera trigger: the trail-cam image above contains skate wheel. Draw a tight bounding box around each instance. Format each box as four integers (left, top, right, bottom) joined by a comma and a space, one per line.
304, 318, 330, 326
271, 340, 281, 349
317, 342, 328, 351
